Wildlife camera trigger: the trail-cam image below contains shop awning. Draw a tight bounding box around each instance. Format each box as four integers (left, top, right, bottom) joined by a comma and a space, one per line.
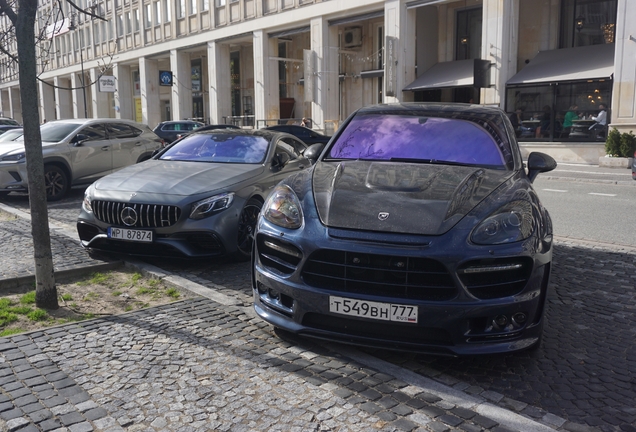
507, 43, 614, 85
403, 59, 491, 91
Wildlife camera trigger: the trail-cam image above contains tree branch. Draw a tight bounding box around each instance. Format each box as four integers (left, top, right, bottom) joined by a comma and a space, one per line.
0, 0, 18, 24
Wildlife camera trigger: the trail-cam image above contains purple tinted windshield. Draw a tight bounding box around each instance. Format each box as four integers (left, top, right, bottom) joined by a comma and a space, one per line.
328, 114, 506, 167
160, 134, 269, 163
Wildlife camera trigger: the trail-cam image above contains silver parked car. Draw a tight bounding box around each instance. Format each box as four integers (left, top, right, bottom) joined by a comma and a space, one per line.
0, 119, 163, 201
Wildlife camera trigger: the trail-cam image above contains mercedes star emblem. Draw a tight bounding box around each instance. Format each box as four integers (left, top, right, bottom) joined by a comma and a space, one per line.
121, 207, 138, 227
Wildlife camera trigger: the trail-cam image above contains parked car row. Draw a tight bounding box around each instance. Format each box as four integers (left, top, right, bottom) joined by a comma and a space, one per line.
71, 103, 557, 356
0, 106, 560, 356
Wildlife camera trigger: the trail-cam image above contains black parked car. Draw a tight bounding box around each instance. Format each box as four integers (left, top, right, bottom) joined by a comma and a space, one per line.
153, 120, 204, 144
264, 125, 331, 145
253, 103, 557, 356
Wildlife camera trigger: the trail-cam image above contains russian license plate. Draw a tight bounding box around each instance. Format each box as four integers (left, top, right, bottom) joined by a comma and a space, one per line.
107, 227, 153, 243
329, 296, 418, 323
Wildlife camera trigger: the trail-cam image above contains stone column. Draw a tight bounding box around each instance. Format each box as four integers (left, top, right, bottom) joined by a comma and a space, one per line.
384, 0, 416, 103
113, 63, 134, 120
0, 89, 7, 118
171, 49, 192, 121
310, 16, 339, 131
253, 29, 280, 127
54, 76, 73, 120
91, 68, 111, 118
610, 0, 636, 132
39, 81, 56, 122
208, 41, 232, 124
481, 0, 519, 106
71, 72, 88, 118
139, 57, 161, 128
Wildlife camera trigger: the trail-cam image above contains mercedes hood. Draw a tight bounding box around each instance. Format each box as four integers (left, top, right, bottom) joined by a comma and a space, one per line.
93, 160, 264, 196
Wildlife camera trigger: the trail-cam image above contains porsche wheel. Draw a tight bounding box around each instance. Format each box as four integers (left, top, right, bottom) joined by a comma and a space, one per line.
44, 165, 69, 201
235, 198, 262, 261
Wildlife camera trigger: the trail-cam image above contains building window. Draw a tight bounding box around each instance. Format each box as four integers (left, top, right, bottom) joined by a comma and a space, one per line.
202, 0, 209, 11
178, 0, 186, 18
125, 11, 131, 35
190, 0, 197, 14
133, 9, 139, 32
278, 42, 287, 99
154, 1, 161, 25
560, 0, 617, 48
164, 0, 171, 22
117, 14, 123, 37
506, 80, 612, 142
455, 6, 482, 61
230, 51, 241, 117
216, 0, 226, 7
145, 4, 152, 28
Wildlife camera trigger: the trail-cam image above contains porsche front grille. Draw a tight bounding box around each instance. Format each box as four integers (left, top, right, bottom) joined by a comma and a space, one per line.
301, 250, 457, 301
92, 201, 181, 228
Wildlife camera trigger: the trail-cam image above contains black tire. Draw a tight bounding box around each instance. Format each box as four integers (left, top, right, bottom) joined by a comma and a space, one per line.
234, 198, 262, 261
44, 165, 69, 201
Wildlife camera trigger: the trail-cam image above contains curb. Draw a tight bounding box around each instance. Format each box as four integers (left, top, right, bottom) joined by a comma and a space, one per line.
0, 260, 125, 291
541, 175, 635, 186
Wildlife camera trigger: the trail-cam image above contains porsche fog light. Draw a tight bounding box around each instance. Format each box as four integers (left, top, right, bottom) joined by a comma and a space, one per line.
471, 201, 534, 245
512, 312, 527, 325
263, 185, 303, 229
190, 192, 234, 220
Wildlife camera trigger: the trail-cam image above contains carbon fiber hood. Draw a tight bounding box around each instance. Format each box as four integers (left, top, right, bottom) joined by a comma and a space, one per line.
312, 160, 513, 235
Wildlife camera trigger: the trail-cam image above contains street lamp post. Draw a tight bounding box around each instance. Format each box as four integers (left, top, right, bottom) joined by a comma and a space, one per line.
69, 14, 88, 118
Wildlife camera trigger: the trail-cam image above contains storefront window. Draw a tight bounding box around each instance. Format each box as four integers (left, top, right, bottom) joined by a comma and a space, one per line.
560, 0, 617, 48
506, 80, 611, 141
455, 7, 482, 61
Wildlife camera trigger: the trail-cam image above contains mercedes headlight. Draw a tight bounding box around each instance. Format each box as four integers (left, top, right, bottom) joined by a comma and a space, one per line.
82, 186, 93, 213
263, 185, 303, 229
471, 200, 534, 245
190, 192, 234, 220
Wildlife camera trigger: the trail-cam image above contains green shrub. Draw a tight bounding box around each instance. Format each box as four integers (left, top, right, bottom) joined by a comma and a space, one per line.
605, 128, 621, 157
619, 130, 636, 158
605, 128, 636, 158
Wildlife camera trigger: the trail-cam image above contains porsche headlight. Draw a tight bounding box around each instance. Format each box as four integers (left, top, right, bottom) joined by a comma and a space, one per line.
190, 192, 234, 220
2, 152, 25, 162
471, 200, 534, 245
263, 185, 303, 229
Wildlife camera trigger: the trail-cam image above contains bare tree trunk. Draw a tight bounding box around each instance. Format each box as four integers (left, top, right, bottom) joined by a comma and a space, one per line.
16, 0, 58, 309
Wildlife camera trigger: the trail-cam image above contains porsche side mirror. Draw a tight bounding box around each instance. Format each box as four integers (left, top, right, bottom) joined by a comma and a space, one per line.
303, 143, 324, 163
527, 152, 557, 183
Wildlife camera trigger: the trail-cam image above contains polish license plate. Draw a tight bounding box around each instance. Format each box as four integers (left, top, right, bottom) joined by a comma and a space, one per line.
329, 296, 418, 323
107, 227, 153, 243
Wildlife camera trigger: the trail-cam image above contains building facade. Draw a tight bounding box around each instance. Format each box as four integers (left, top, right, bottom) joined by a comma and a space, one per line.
0, 0, 634, 163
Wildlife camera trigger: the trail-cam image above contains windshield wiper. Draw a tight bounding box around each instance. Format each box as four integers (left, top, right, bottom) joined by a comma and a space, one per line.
389, 157, 466, 166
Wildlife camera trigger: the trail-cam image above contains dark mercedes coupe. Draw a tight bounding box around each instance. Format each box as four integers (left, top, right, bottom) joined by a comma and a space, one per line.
77, 129, 313, 259
252, 103, 557, 356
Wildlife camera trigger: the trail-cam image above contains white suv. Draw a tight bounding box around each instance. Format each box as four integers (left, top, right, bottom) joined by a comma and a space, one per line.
0, 119, 162, 201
